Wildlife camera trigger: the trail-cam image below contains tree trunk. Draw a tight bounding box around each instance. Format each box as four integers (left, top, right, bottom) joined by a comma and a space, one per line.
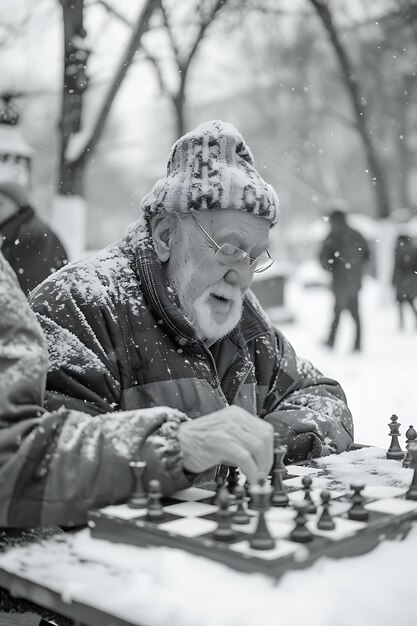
309, 0, 391, 218
59, 0, 86, 197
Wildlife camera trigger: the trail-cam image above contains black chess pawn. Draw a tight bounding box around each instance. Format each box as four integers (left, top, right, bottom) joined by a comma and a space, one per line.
249, 478, 275, 550
214, 474, 227, 506
128, 460, 148, 509
232, 485, 250, 525
386, 414, 405, 460
302, 476, 317, 514
271, 435, 289, 507
348, 484, 369, 521
213, 487, 236, 541
146, 479, 165, 522
290, 501, 314, 543
405, 442, 417, 501
403, 426, 417, 469
316, 491, 336, 531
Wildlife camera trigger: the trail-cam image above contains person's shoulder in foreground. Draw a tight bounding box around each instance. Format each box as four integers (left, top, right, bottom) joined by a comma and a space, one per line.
0, 180, 68, 294
25, 119, 352, 523
0, 252, 192, 528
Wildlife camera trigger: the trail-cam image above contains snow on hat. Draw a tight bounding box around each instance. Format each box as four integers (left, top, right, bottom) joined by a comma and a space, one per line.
0, 181, 30, 208
141, 120, 279, 227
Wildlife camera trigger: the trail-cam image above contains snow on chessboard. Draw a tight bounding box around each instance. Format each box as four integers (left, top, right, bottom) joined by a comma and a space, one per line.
88, 436, 417, 580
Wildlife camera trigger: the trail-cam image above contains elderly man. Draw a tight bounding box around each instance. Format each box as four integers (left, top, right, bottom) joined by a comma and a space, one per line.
23, 120, 353, 526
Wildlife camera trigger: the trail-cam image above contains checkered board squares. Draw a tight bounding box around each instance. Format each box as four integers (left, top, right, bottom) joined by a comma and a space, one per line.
362, 485, 409, 500
163, 501, 218, 517
288, 487, 347, 505
285, 465, 321, 476
98, 504, 148, 520
365, 497, 417, 515
230, 538, 302, 560
306, 517, 367, 540
170, 487, 216, 501
159, 517, 218, 538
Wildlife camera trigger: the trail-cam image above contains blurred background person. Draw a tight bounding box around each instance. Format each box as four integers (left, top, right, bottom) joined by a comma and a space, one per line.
392, 234, 417, 330
319, 206, 370, 352
0, 181, 67, 296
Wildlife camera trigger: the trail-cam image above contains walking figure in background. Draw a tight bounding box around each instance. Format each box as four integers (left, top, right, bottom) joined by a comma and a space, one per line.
319, 208, 370, 351
392, 234, 417, 329
0, 181, 67, 295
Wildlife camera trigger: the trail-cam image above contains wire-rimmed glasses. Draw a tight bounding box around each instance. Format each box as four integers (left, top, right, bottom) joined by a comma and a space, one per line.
191, 214, 274, 274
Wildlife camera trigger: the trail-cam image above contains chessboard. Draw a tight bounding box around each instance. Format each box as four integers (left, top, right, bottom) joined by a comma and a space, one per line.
88, 426, 417, 579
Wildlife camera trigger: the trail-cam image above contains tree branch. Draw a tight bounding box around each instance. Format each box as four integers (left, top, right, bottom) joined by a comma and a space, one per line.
69, 0, 160, 167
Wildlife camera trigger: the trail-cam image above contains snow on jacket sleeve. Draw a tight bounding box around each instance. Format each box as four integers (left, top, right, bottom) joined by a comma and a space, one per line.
261, 330, 354, 462
0, 254, 190, 528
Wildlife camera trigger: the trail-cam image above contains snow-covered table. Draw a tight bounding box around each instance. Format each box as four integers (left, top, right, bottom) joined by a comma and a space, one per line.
0, 448, 416, 626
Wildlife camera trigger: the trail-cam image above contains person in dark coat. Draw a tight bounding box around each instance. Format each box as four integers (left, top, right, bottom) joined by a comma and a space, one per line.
319, 208, 370, 351
0, 181, 67, 295
392, 234, 417, 329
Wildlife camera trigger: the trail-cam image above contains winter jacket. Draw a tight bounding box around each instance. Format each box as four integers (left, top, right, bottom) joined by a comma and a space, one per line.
0, 204, 68, 295
392, 239, 417, 302
29, 220, 353, 488
0, 252, 191, 528
319, 224, 370, 303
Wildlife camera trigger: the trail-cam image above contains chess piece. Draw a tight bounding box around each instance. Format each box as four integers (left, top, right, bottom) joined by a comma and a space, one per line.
403, 425, 417, 469
348, 483, 369, 521
386, 414, 405, 460
249, 477, 275, 550
405, 442, 417, 501
128, 460, 148, 509
214, 474, 227, 506
213, 487, 236, 541
271, 434, 289, 507
146, 479, 165, 522
316, 491, 335, 531
232, 485, 250, 525
227, 466, 240, 495
290, 501, 314, 543
302, 476, 317, 514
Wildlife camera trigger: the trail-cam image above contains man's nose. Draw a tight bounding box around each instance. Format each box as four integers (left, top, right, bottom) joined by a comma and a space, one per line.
224, 262, 253, 289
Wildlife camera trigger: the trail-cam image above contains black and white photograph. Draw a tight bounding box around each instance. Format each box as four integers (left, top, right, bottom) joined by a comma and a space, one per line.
0, 1, 416, 624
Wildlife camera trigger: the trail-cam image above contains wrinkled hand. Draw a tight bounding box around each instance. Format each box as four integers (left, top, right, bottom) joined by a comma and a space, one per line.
177, 406, 274, 484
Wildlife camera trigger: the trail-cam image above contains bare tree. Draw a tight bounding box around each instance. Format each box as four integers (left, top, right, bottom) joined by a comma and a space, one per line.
143, 0, 229, 138
308, 0, 391, 218
59, 0, 160, 197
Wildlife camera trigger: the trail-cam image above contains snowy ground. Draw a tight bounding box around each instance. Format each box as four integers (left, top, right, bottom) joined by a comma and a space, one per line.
272, 272, 416, 450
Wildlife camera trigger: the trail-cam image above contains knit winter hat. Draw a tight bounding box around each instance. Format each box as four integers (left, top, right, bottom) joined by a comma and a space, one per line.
141, 120, 279, 227
0, 181, 30, 208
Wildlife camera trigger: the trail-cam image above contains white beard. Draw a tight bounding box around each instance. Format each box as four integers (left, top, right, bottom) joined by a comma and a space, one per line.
171, 263, 243, 342
191, 284, 243, 341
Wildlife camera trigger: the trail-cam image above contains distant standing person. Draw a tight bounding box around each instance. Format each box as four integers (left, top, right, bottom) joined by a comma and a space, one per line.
392, 234, 417, 329
319, 208, 370, 351
0, 181, 67, 295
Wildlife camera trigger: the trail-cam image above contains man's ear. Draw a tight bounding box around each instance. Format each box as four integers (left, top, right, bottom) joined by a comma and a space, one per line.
151, 214, 178, 262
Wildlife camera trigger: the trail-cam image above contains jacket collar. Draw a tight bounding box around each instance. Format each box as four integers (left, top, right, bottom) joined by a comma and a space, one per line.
121, 219, 270, 351
0, 205, 34, 236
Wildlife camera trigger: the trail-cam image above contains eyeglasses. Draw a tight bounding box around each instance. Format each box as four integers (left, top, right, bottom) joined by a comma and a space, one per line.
191, 214, 275, 274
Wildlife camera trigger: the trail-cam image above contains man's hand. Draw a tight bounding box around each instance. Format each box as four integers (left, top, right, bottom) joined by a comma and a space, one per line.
177, 406, 274, 484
